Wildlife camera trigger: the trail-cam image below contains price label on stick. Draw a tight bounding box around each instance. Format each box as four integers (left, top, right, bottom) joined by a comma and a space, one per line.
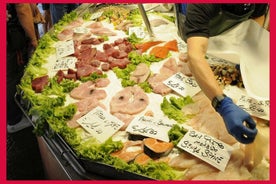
126, 116, 175, 142
163, 72, 201, 97
56, 40, 75, 59
177, 129, 233, 171
77, 107, 124, 143
237, 95, 270, 120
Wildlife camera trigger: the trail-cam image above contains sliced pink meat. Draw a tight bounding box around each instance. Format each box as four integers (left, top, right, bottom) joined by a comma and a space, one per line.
130, 63, 150, 83
110, 86, 149, 115
57, 29, 74, 41
70, 81, 107, 100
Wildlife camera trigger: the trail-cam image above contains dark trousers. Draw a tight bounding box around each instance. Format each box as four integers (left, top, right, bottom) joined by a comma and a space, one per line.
6, 37, 28, 125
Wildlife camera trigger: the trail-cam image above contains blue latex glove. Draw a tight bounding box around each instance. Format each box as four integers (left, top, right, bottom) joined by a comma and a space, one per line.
217, 97, 257, 144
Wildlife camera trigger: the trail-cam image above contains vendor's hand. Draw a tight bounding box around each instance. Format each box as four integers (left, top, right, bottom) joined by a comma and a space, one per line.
217, 97, 257, 144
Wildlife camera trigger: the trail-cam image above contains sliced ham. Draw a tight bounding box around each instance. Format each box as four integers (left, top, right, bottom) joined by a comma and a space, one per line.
110, 86, 149, 115
76, 65, 102, 79
94, 78, 110, 88
148, 74, 172, 95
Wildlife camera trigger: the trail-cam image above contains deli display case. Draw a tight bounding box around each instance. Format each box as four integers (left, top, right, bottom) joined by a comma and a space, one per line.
15, 3, 270, 180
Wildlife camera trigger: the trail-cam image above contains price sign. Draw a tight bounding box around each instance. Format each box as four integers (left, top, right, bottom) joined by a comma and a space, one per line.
73, 27, 90, 34
90, 11, 103, 20
56, 40, 75, 59
53, 57, 77, 70
126, 116, 175, 142
128, 27, 146, 39
77, 106, 124, 143
163, 72, 201, 97
177, 129, 233, 171
237, 95, 270, 120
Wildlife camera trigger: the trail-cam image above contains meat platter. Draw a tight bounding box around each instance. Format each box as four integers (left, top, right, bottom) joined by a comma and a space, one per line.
18, 3, 269, 180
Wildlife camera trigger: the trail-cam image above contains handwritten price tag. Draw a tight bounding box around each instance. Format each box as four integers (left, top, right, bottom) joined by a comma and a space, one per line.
90, 11, 103, 20
56, 40, 75, 59
177, 129, 233, 171
163, 72, 201, 97
237, 95, 270, 120
73, 27, 90, 34
77, 106, 124, 143
128, 27, 146, 39
126, 116, 175, 142
53, 57, 77, 71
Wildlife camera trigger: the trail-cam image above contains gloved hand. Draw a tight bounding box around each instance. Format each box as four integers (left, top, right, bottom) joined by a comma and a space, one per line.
217, 97, 257, 144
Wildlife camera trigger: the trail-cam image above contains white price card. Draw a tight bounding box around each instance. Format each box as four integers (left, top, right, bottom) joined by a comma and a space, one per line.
128, 27, 146, 39
163, 72, 201, 97
53, 57, 77, 71
56, 40, 75, 59
177, 129, 233, 171
126, 116, 175, 142
237, 95, 270, 121
90, 11, 103, 20
73, 27, 90, 34
77, 106, 124, 143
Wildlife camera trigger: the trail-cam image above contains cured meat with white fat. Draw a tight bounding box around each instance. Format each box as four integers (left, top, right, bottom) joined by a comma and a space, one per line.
110, 86, 149, 115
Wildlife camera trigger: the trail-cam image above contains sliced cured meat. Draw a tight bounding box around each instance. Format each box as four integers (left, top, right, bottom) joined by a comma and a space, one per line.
159, 57, 178, 76
143, 138, 174, 158
148, 74, 172, 95
70, 81, 107, 100
110, 86, 149, 115
111, 140, 144, 163
90, 27, 117, 36
94, 78, 110, 88
31, 75, 49, 93
109, 58, 130, 69
81, 37, 104, 45
76, 65, 102, 79
86, 21, 103, 29
95, 51, 108, 62
57, 28, 74, 41
65, 18, 84, 29
129, 63, 150, 83
101, 63, 110, 71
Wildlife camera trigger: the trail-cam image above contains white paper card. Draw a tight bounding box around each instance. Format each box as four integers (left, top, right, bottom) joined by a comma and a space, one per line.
126, 116, 175, 142
90, 11, 103, 20
56, 40, 75, 59
128, 27, 146, 39
177, 129, 233, 171
53, 57, 77, 71
73, 27, 90, 34
163, 72, 201, 97
237, 95, 270, 121
77, 106, 124, 143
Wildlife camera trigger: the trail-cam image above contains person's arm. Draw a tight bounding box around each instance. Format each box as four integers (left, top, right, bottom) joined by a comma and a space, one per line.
184, 4, 258, 144
186, 36, 224, 100
15, 3, 37, 48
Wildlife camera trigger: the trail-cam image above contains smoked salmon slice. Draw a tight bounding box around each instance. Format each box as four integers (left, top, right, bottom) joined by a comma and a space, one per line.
164, 39, 179, 52
149, 46, 169, 59
135, 41, 164, 53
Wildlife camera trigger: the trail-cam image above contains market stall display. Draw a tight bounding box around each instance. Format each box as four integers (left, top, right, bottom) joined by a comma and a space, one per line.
17, 4, 269, 180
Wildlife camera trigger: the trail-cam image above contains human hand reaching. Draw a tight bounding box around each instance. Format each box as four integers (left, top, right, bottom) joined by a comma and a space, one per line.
217, 97, 258, 144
